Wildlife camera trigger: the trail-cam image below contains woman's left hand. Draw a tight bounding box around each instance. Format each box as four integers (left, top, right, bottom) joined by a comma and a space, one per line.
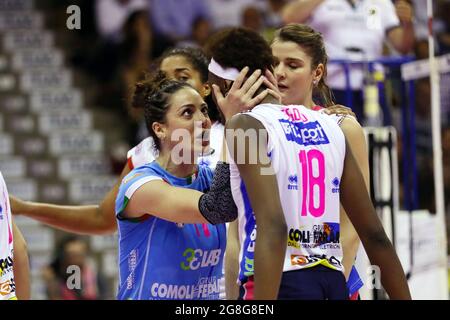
322, 104, 356, 118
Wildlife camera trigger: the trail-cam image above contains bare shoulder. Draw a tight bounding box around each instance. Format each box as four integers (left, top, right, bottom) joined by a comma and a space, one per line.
339, 116, 364, 137
339, 115, 362, 131
339, 116, 368, 150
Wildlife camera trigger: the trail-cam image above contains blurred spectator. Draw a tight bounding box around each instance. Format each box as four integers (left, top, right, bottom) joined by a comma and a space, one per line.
437, 0, 450, 55
261, 0, 288, 42
443, 127, 450, 199
413, 79, 435, 212
265, 0, 287, 27
86, 1, 149, 91
440, 125, 450, 254
178, 16, 212, 49
242, 6, 264, 32
96, 0, 148, 43
117, 10, 154, 146
149, 0, 211, 42
411, 0, 445, 58
43, 236, 107, 300
414, 79, 433, 154
442, 128, 450, 231
207, 0, 266, 30
282, 0, 415, 123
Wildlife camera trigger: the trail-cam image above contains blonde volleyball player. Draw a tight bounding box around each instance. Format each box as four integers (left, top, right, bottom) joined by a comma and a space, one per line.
207, 27, 411, 300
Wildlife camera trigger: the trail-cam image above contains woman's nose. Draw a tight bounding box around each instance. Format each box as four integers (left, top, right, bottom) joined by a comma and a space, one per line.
274, 65, 285, 80
197, 111, 210, 128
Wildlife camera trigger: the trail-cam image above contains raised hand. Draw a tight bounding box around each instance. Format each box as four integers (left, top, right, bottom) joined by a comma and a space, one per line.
212, 67, 281, 122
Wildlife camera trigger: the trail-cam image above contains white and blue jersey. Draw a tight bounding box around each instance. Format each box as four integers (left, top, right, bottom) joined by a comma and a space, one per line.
115, 161, 226, 300
0, 172, 16, 300
230, 104, 346, 286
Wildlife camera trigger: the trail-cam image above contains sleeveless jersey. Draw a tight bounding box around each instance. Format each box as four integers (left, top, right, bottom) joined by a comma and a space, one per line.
229, 104, 346, 285
0, 172, 16, 300
115, 162, 226, 300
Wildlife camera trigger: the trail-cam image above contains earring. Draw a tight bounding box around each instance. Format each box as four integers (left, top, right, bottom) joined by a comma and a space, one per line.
313, 80, 318, 86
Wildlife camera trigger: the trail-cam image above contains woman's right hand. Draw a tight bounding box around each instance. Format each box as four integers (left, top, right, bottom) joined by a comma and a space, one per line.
212, 67, 281, 122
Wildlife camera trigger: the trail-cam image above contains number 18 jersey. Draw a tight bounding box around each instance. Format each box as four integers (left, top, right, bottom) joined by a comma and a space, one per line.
230, 104, 346, 284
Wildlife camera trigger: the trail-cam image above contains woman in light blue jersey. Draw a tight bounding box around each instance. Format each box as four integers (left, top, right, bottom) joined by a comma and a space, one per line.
115, 73, 225, 300
114, 69, 274, 300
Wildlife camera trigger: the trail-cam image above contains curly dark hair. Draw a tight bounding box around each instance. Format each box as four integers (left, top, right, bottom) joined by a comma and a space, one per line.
205, 27, 275, 75
132, 71, 193, 150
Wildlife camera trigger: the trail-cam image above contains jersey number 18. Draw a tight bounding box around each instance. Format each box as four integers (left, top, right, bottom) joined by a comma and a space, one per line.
299, 150, 325, 218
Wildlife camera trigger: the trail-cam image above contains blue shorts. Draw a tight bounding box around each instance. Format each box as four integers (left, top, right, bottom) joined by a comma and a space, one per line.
239, 265, 348, 300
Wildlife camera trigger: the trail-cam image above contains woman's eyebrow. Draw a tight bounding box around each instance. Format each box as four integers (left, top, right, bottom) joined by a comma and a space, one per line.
174, 68, 190, 73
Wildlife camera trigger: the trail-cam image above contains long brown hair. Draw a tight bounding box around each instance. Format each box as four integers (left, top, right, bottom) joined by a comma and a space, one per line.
273, 24, 334, 107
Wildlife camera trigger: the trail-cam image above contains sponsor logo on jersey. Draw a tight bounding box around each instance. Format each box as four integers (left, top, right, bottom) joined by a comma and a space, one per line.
180, 248, 222, 271
0, 256, 13, 276
126, 249, 138, 290
287, 174, 298, 190
150, 276, 220, 299
279, 120, 330, 146
332, 177, 340, 193
242, 226, 257, 277
290, 254, 342, 267
0, 278, 15, 296
288, 223, 340, 249
313, 223, 340, 245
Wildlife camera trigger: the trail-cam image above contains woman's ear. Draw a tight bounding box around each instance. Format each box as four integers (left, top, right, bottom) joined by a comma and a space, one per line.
314, 63, 325, 84
202, 83, 211, 97
152, 122, 166, 141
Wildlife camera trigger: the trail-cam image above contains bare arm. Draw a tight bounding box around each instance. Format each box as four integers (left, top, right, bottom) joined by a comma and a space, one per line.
12, 220, 30, 300
340, 136, 411, 299
10, 164, 132, 235
225, 220, 240, 300
281, 0, 325, 24
122, 179, 208, 224
339, 117, 370, 279
226, 114, 287, 300
387, 0, 415, 54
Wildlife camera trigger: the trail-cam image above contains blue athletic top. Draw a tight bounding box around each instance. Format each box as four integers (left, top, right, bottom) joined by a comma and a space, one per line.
115, 161, 226, 300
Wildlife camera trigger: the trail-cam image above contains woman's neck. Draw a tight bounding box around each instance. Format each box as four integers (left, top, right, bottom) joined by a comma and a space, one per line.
156, 150, 197, 178
302, 97, 316, 109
